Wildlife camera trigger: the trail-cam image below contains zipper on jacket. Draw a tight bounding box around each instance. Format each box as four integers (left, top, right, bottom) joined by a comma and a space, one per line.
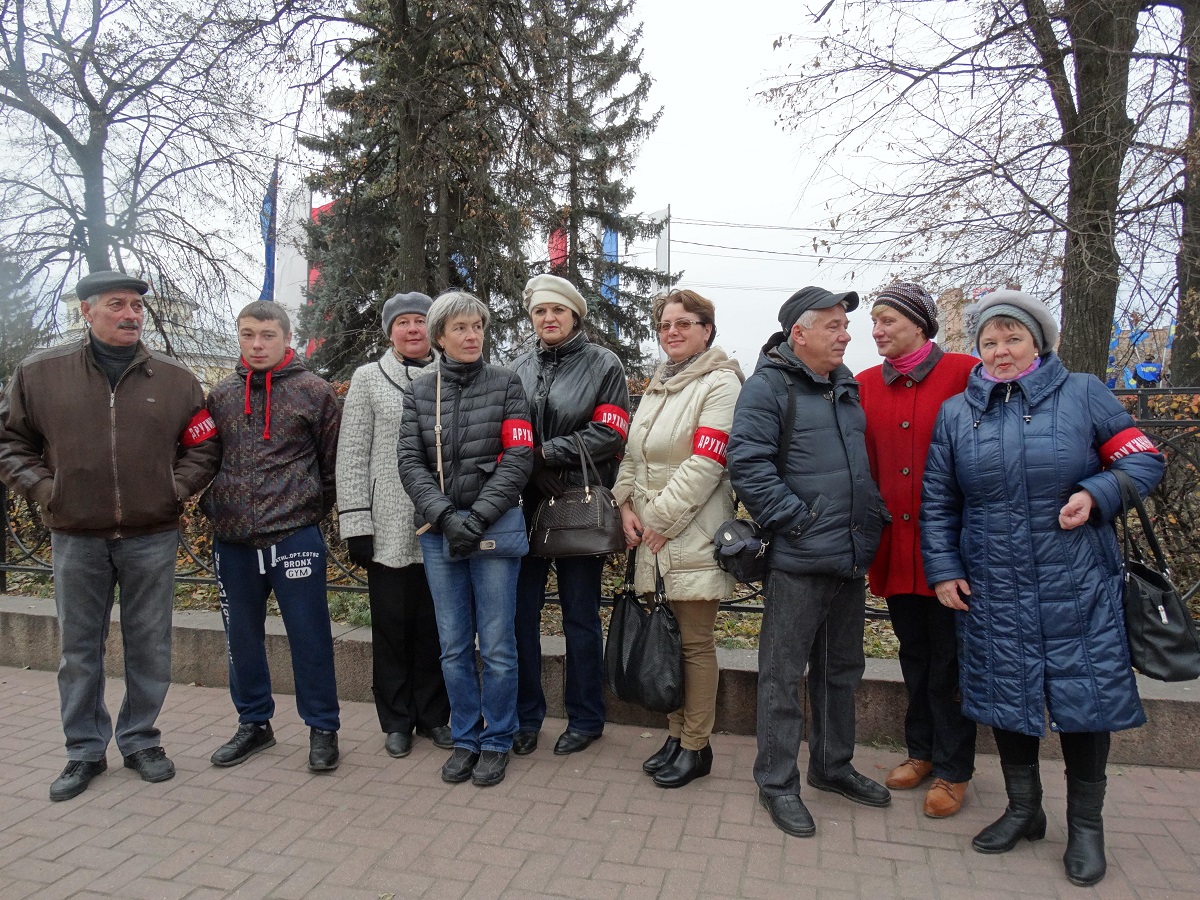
107, 362, 143, 533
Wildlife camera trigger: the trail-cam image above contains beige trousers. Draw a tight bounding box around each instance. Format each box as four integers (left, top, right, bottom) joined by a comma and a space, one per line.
666, 598, 721, 750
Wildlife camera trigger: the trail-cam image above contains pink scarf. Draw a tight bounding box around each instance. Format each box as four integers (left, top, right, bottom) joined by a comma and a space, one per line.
889, 340, 934, 375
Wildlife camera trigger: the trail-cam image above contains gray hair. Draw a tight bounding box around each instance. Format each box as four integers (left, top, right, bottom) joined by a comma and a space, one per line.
427, 291, 490, 349
789, 300, 849, 345
237, 300, 292, 334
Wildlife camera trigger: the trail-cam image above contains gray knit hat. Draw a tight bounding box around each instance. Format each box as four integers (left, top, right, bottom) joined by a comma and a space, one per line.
970, 289, 1060, 352
874, 282, 938, 339
381, 291, 433, 337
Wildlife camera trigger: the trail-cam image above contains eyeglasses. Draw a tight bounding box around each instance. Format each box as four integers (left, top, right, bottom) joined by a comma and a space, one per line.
656, 319, 704, 334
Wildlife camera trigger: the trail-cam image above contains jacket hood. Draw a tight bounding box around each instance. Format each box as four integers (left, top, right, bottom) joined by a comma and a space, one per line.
234, 350, 307, 381
963, 352, 1068, 413
648, 346, 744, 394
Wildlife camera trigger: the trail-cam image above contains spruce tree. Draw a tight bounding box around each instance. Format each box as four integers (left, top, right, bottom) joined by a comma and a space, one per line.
0, 250, 49, 386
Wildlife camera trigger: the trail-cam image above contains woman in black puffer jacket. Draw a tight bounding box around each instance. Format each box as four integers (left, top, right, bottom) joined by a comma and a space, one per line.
510, 275, 630, 758
397, 291, 533, 789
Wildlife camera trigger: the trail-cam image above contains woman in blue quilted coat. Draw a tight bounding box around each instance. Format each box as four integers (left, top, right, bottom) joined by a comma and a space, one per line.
921, 290, 1163, 887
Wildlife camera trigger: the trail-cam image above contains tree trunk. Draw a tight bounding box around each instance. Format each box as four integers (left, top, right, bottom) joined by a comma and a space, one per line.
1055, 0, 1139, 378
78, 137, 113, 273
1176, 0, 1200, 387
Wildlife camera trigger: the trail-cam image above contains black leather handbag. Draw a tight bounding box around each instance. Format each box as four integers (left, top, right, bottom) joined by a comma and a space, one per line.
1115, 470, 1200, 682
603, 552, 684, 714
528, 434, 625, 558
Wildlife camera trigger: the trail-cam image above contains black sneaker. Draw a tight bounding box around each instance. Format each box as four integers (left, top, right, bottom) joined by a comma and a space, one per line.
210, 722, 276, 767
308, 728, 339, 772
441, 748, 480, 784
123, 747, 176, 783
49, 758, 107, 802
472, 750, 509, 787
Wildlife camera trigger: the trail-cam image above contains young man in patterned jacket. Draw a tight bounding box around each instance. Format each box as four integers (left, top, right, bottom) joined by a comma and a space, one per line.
202, 301, 343, 772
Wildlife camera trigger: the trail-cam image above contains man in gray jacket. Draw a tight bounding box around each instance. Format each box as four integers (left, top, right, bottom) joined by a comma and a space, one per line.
0, 270, 220, 801
728, 286, 890, 837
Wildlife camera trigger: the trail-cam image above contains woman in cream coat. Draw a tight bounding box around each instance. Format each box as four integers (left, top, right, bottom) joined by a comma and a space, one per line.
614, 289, 743, 789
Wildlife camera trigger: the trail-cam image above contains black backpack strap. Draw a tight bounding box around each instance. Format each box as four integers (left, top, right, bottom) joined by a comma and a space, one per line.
761, 366, 797, 475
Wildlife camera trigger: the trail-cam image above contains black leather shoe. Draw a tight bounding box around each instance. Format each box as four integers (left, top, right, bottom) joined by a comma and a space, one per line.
471, 750, 509, 787
759, 790, 816, 837
643, 736, 681, 775
553, 730, 600, 756
441, 748, 480, 783
49, 758, 107, 801
308, 728, 340, 772
416, 725, 454, 750
211, 722, 276, 767
123, 747, 175, 783
807, 768, 891, 808
513, 731, 539, 756
653, 743, 712, 788
384, 731, 412, 758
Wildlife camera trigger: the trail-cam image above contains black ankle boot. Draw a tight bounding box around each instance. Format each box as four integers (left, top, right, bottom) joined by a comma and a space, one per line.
972, 763, 1047, 853
653, 743, 712, 789
1064, 775, 1107, 886
642, 736, 681, 775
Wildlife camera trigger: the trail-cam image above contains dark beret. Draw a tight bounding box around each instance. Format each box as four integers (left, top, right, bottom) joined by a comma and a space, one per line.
75, 271, 149, 301
778, 286, 859, 333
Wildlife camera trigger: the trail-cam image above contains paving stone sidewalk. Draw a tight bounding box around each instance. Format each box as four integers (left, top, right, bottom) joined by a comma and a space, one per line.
2, 665, 1199, 899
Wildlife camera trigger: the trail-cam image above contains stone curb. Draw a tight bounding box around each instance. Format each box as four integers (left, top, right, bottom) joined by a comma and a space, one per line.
3, 592, 1197, 768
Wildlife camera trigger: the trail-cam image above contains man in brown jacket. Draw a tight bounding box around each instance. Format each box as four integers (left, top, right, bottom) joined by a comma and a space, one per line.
0, 270, 220, 801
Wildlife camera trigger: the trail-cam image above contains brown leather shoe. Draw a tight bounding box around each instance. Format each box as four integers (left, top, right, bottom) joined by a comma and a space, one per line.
924, 778, 968, 818
885, 758, 933, 790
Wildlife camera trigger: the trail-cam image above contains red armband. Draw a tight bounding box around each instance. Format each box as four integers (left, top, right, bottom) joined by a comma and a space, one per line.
1099, 427, 1156, 464
180, 410, 217, 447
501, 419, 534, 449
591, 404, 630, 439
692, 427, 729, 466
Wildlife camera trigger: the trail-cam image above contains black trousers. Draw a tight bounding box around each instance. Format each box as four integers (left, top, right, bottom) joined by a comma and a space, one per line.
755, 571, 866, 795
886, 593, 977, 782
367, 562, 450, 734
992, 728, 1111, 783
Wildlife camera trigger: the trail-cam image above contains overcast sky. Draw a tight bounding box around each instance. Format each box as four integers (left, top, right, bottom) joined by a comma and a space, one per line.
623, 0, 891, 374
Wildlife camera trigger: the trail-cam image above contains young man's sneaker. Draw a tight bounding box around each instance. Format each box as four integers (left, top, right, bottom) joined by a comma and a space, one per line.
471, 750, 509, 787
441, 748, 479, 783
123, 747, 175, 783
210, 722, 276, 767
49, 758, 107, 801
308, 728, 339, 772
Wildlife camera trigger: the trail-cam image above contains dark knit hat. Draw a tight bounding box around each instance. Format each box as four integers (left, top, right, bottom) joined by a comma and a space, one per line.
970, 289, 1060, 352
874, 282, 938, 339
381, 291, 433, 337
778, 286, 859, 333
75, 271, 149, 302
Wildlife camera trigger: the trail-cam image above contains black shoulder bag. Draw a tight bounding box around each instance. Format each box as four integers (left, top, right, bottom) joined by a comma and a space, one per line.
1114, 470, 1200, 682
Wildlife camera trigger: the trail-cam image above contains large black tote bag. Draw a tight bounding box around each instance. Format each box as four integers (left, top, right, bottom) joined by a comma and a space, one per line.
604, 551, 684, 713
1115, 470, 1200, 682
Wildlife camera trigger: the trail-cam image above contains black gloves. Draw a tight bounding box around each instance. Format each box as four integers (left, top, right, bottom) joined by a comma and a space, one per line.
345, 535, 374, 568
441, 510, 485, 557
532, 468, 567, 499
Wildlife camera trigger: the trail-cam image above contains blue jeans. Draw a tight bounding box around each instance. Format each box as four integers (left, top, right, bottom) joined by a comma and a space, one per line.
213, 526, 340, 731
51, 529, 179, 761
515, 555, 606, 735
419, 532, 520, 753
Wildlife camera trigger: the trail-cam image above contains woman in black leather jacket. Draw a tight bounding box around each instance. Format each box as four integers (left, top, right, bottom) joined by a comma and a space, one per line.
510, 274, 630, 757
396, 291, 533, 788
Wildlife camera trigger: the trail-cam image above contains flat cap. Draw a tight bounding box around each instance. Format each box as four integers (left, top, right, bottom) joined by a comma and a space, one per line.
75, 271, 149, 301
779, 286, 859, 333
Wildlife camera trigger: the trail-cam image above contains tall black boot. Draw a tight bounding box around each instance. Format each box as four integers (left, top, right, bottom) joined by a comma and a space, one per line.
972, 763, 1047, 853
1063, 775, 1107, 886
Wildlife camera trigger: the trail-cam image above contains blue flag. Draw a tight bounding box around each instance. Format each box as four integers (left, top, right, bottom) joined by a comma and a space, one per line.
258, 161, 279, 302
600, 229, 618, 303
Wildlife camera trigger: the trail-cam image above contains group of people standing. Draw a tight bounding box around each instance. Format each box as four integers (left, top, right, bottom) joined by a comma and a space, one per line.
0, 267, 1164, 889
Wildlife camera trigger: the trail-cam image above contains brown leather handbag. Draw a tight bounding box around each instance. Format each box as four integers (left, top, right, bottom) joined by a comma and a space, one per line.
528, 434, 625, 558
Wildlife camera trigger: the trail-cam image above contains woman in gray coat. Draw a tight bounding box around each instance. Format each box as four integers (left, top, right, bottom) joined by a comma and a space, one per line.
336, 292, 450, 759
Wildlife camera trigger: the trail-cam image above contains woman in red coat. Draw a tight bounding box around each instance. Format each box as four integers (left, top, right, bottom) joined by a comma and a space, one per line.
857, 283, 977, 818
